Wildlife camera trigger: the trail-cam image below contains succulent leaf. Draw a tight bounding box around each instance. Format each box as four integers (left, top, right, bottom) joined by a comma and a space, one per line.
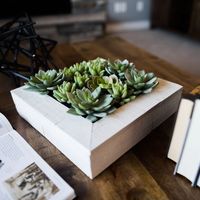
92, 87, 101, 99
86, 115, 98, 122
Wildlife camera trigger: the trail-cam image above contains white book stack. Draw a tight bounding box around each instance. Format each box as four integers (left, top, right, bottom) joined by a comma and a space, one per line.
168, 96, 200, 187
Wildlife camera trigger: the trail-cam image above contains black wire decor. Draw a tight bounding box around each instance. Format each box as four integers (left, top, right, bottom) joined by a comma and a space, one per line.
0, 13, 57, 85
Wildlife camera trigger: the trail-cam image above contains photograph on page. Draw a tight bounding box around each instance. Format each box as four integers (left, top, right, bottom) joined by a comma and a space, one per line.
3, 162, 59, 200
0, 134, 60, 200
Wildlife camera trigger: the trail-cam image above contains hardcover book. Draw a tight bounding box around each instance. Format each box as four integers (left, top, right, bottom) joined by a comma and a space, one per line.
168, 94, 200, 187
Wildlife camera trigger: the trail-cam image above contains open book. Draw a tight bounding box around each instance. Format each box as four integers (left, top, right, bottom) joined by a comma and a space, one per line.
0, 113, 75, 200
167, 96, 200, 187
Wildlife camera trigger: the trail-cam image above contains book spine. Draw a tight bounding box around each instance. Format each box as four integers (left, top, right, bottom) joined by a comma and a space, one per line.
192, 166, 200, 187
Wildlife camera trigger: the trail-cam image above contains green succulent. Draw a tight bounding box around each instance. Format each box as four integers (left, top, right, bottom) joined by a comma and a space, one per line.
105, 59, 134, 78
98, 75, 119, 90
74, 72, 90, 88
98, 75, 135, 105
53, 81, 76, 103
125, 68, 159, 95
62, 61, 89, 81
86, 76, 102, 91
109, 82, 127, 99
62, 67, 75, 81
71, 61, 88, 74
87, 57, 106, 76
26, 69, 64, 94
67, 87, 116, 122
108, 82, 136, 105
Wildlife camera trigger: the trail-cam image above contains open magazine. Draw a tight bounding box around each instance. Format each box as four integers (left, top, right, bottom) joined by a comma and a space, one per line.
0, 113, 75, 200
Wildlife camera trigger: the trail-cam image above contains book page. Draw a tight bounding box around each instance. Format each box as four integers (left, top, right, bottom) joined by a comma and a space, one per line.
0, 113, 13, 136
168, 99, 194, 162
0, 131, 75, 200
0, 133, 30, 200
175, 99, 200, 184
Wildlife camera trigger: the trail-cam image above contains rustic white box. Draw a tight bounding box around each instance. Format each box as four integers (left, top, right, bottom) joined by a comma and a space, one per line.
11, 79, 182, 179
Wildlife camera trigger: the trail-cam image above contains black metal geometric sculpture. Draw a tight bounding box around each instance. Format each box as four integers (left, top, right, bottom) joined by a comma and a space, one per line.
0, 13, 57, 85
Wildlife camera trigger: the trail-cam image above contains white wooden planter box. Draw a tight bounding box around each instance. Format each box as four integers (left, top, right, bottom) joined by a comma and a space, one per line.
11, 78, 182, 179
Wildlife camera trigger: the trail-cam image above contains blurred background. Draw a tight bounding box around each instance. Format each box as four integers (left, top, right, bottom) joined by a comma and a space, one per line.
0, 0, 200, 77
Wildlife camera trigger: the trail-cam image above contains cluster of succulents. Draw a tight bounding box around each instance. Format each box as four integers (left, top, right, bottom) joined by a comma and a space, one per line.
26, 57, 159, 122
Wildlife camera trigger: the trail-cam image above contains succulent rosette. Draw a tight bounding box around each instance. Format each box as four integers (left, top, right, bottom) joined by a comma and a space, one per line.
53, 81, 76, 103
26, 69, 64, 94
125, 68, 159, 95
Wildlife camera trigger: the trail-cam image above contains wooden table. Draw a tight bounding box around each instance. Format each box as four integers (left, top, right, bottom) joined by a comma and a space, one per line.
1, 36, 200, 200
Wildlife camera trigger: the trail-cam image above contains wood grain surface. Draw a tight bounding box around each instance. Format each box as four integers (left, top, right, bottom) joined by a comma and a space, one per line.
0, 36, 200, 200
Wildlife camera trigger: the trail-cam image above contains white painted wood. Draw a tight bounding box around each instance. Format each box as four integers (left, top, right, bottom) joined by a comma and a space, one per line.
11, 78, 182, 179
